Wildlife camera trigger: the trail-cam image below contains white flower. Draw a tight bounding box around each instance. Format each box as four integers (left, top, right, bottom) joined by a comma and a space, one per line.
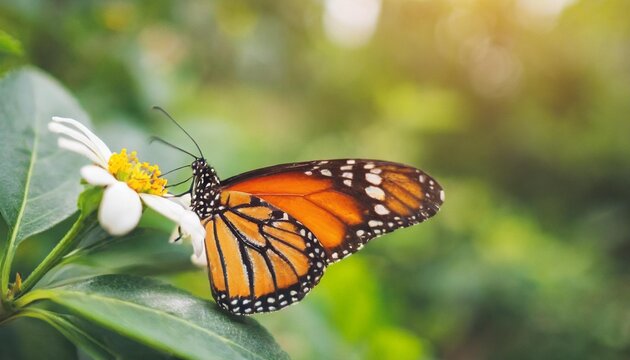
168, 194, 207, 267
48, 116, 205, 258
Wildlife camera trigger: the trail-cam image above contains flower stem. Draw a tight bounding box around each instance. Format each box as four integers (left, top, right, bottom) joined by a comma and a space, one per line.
1, 229, 19, 311
16, 213, 97, 297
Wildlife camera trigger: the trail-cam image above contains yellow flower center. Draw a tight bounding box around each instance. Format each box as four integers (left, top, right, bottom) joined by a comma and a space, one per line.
107, 149, 168, 195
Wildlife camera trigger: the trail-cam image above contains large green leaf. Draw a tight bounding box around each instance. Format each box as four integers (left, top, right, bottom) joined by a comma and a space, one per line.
61, 314, 174, 359
18, 309, 115, 360
0, 316, 78, 359
23, 275, 289, 360
0, 67, 89, 244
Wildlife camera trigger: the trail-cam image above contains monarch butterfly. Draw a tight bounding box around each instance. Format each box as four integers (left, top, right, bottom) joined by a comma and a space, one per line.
154, 108, 444, 315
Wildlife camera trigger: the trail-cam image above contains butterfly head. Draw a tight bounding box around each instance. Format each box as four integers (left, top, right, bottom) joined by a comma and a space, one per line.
190, 158, 221, 218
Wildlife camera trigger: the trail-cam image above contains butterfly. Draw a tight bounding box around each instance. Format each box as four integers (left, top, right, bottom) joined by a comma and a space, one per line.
185, 158, 444, 315
153, 108, 444, 315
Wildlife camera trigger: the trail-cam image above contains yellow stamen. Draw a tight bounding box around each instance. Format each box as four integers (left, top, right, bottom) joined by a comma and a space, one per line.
107, 149, 167, 195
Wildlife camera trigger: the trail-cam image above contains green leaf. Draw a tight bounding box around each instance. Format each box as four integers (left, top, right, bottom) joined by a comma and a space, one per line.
0, 66, 90, 245
55, 313, 174, 359
0, 316, 77, 359
0, 67, 90, 297
18, 308, 115, 360
23, 274, 289, 360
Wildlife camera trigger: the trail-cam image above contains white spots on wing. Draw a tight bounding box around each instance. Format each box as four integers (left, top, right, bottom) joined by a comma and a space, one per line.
320, 169, 332, 177
331, 252, 338, 259
319, 160, 329, 165
365, 173, 382, 185
369, 220, 383, 227
342, 172, 353, 179
419, 175, 426, 183
365, 186, 385, 200
364, 163, 375, 169
267, 297, 275, 303
356, 229, 365, 236
374, 204, 390, 215
305, 171, 313, 176
347, 159, 356, 164
343, 179, 352, 187
300, 229, 306, 236
370, 168, 382, 174
439, 190, 445, 201
340, 165, 353, 171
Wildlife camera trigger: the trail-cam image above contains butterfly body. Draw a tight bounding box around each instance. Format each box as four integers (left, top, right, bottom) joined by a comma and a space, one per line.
190, 159, 221, 218
189, 158, 444, 315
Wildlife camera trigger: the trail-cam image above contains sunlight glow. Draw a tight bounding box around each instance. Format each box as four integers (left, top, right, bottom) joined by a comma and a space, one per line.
517, 0, 577, 18
323, 0, 381, 48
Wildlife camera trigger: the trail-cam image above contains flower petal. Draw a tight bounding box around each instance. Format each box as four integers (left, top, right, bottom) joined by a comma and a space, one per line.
52, 117, 112, 162
49, 122, 108, 167
81, 165, 117, 186
190, 253, 208, 267
140, 194, 205, 255
58, 138, 105, 166
169, 193, 192, 209
99, 182, 142, 236
179, 210, 206, 257
139, 193, 185, 223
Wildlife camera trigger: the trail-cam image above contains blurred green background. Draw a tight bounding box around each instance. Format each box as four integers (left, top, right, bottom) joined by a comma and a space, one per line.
2, 0, 630, 359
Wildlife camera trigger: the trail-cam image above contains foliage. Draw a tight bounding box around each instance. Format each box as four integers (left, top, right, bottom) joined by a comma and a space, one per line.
1, 0, 630, 359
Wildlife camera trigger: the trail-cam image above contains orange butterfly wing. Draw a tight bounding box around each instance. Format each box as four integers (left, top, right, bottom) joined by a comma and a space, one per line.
222, 159, 444, 263
203, 190, 326, 315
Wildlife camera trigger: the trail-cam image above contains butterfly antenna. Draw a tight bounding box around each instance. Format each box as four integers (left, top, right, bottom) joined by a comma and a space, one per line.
152, 106, 204, 159
160, 164, 191, 177
149, 136, 198, 159
165, 175, 193, 188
